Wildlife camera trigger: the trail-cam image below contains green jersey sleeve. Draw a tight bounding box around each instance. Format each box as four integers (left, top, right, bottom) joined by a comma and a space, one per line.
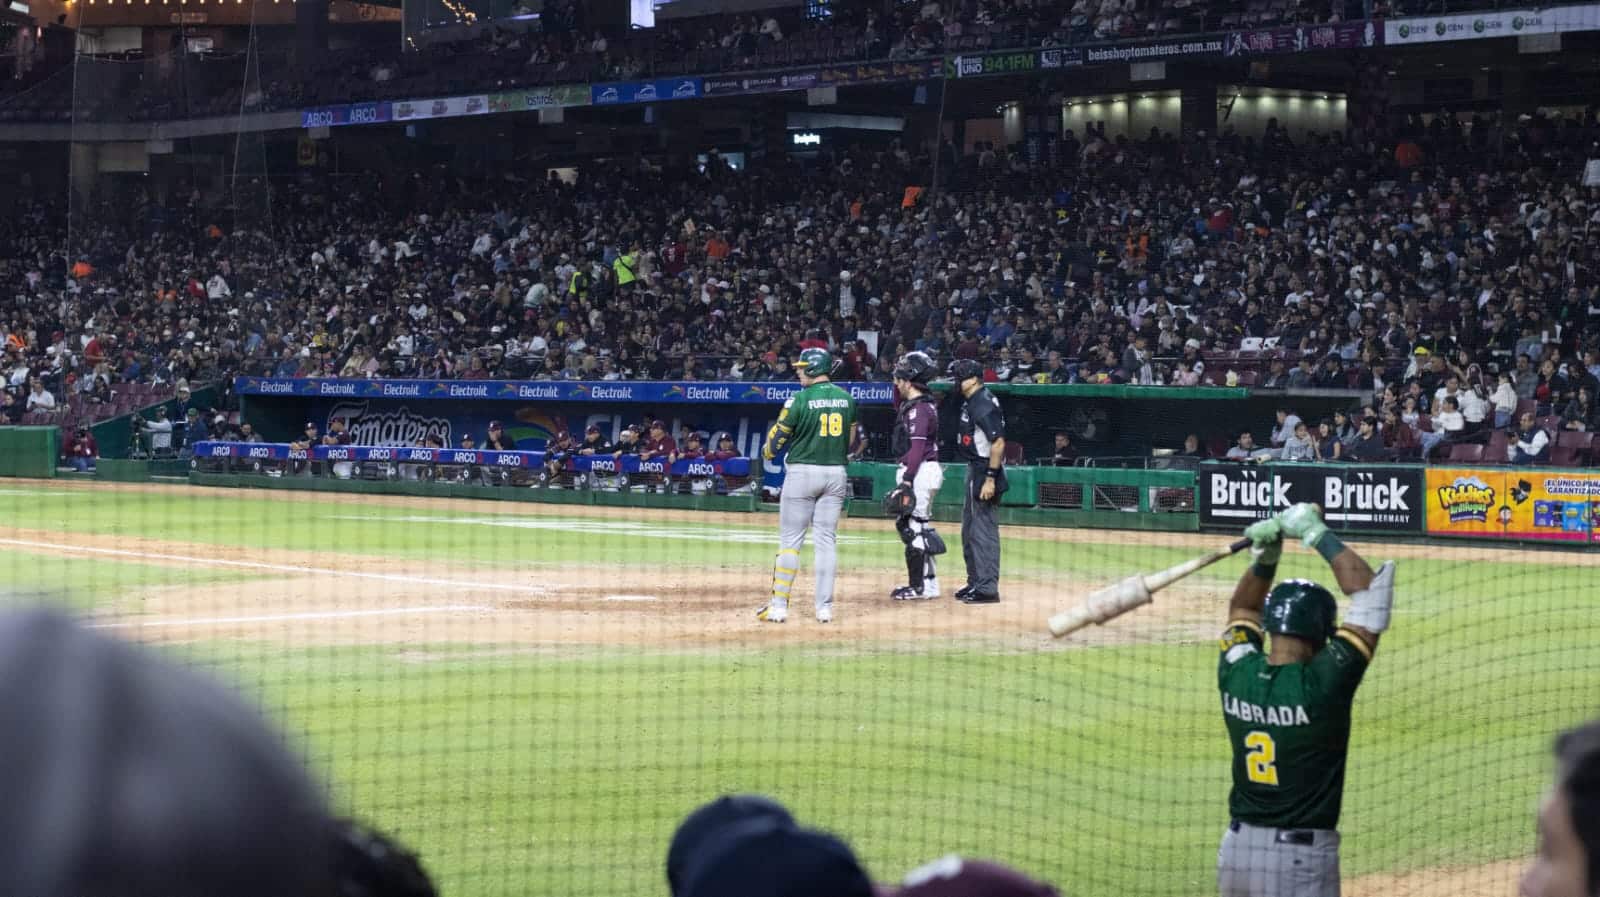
1306, 627, 1373, 703
1218, 619, 1266, 687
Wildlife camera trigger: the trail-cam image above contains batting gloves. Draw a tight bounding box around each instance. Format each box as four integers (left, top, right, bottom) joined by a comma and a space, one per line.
1276, 502, 1330, 550
1244, 518, 1283, 567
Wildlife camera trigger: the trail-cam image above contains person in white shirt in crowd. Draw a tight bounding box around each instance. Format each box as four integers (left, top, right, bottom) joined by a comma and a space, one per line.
25, 377, 55, 413
139, 406, 175, 456
1491, 370, 1519, 429
1420, 396, 1466, 460
1510, 411, 1552, 465
1457, 368, 1491, 432
206, 273, 231, 300
1270, 408, 1302, 451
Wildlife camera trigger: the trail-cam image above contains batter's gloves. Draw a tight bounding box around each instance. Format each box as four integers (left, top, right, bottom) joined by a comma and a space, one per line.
882, 483, 915, 517
1276, 502, 1330, 549
1244, 517, 1283, 567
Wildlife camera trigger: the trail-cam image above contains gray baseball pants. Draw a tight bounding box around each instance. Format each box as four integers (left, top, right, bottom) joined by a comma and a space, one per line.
1218, 821, 1341, 897
961, 464, 1001, 594
773, 463, 849, 616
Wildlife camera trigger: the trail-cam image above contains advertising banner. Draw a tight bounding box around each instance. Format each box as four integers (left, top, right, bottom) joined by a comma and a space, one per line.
1081, 34, 1225, 64
300, 101, 393, 129
946, 47, 1082, 78
591, 78, 703, 105
1198, 462, 1425, 532
488, 84, 592, 112
1385, 3, 1600, 44
392, 94, 491, 122
1426, 467, 1598, 542
1225, 20, 1380, 55
192, 442, 753, 478
703, 74, 786, 96
235, 377, 894, 405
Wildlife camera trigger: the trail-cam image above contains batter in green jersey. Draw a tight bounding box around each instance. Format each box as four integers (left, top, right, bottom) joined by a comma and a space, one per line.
1217, 503, 1397, 897
756, 348, 856, 624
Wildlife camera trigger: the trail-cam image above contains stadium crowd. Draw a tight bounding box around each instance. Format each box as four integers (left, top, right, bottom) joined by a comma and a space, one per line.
2, 104, 1598, 465
6, 0, 1372, 121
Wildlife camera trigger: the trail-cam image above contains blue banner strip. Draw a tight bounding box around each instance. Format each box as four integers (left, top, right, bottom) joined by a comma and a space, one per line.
193, 442, 752, 476
234, 377, 893, 405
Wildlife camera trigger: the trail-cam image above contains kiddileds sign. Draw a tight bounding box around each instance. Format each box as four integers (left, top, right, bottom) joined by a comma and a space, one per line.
1426, 467, 1599, 542
1198, 462, 1425, 533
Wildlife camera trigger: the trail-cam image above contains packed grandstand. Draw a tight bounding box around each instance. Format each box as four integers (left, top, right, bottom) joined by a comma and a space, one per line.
1, 0, 1599, 471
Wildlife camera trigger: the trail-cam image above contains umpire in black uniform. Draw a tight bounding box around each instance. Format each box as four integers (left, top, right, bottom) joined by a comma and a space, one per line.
948, 359, 1006, 604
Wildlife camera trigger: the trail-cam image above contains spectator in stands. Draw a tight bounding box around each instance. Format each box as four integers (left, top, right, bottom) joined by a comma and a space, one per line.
1280, 421, 1316, 462
890, 856, 1058, 897
1225, 431, 1259, 461
25, 377, 55, 414
180, 408, 210, 457
1345, 417, 1386, 463
1269, 408, 1301, 451
1520, 718, 1600, 897
1492, 371, 1520, 429
1510, 411, 1552, 465
1562, 387, 1596, 432
1179, 434, 1206, 459
0, 610, 333, 897
65, 426, 97, 472
1422, 396, 1466, 461
237, 421, 262, 442
139, 407, 175, 457
1285, 357, 1316, 389
1382, 408, 1421, 461
1050, 431, 1078, 466
1314, 419, 1343, 462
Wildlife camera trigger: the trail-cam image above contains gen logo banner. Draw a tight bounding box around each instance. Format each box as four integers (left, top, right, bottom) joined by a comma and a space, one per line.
1199, 463, 1424, 532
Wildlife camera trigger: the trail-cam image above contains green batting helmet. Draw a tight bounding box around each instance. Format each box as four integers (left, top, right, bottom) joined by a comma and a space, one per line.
794, 347, 835, 376
1263, 579, 1338, 645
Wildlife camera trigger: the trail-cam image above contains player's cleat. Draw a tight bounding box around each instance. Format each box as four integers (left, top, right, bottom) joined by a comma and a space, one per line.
960, 592, 1000, 605
955, 584, 976, 601
816, 607, 832, 623
922, 577, 940, 598
892, 586, 936, 601
756, 602, 788, 623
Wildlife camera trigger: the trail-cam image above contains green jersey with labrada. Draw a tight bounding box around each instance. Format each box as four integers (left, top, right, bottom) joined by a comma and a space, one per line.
772, 381, 855, 466
1217, 618, 1373, 830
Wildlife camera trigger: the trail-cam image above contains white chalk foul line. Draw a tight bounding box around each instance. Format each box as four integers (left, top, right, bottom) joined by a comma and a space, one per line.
0, 537, 547, 595
603, 594, 659, 602
89, 605, 492, 630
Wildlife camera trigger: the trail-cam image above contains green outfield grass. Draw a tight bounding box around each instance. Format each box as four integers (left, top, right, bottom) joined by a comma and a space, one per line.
2, 483, 1590, 895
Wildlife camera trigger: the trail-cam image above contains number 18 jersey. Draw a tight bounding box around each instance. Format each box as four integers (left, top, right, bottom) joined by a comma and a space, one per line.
776, 381, 856, 467
1217, 619, 1373, 831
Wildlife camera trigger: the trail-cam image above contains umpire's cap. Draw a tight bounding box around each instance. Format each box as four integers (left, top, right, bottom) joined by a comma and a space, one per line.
1263, 579, 1338, 645
947, 358, 983, 385
667, 795, 796, 896
794, 347, 835, 377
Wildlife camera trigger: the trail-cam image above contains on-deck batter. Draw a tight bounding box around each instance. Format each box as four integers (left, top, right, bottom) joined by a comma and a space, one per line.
756, 347, 856, 624
1218, 503, 1396, 897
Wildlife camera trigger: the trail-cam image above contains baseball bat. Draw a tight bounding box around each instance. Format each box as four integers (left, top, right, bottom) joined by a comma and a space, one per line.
1047, 537, 1252, 639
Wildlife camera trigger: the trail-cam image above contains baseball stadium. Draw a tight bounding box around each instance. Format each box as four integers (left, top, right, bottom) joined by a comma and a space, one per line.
3, 0, 1600, 894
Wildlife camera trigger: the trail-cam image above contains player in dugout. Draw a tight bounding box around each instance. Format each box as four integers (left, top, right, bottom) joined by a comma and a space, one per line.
1217, 502, 1396, 897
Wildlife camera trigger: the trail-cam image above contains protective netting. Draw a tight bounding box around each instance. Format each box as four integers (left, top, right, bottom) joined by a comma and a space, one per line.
5, 34, 1599, 897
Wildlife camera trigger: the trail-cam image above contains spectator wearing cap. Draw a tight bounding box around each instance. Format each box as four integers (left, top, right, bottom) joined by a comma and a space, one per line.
65, 426, 97, 472
676, 815, 873, 897
540, 430, 577, 488
667, 795, 797, 897
180, 408, 211, 458
707, 433, 739, 462
889, 856, 1057, 897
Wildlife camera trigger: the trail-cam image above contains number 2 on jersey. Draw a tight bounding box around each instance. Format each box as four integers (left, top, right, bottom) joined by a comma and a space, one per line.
1244, 731, 1279, 785
822, 412, 844, 437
